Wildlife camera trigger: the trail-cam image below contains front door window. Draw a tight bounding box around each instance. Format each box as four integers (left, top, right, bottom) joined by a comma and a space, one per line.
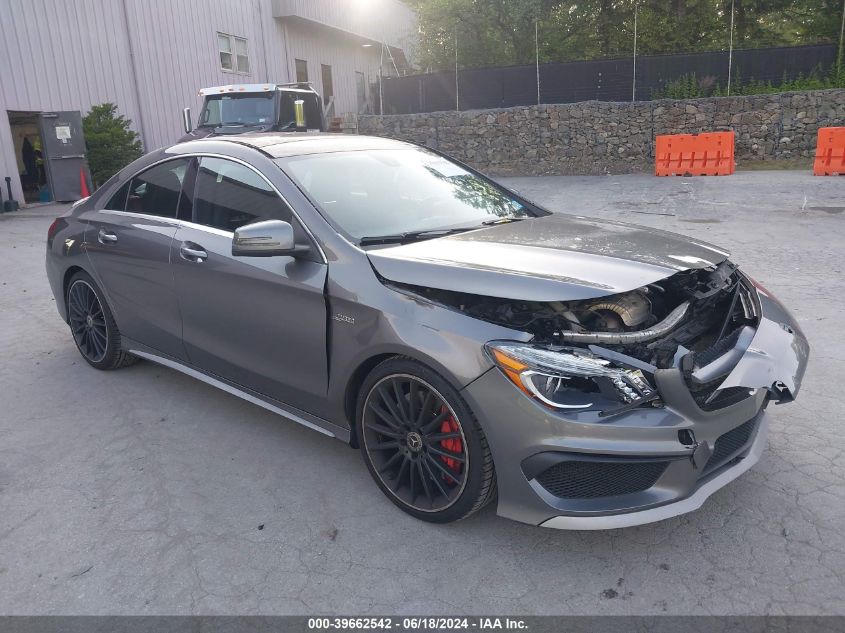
193, 157, 291, 232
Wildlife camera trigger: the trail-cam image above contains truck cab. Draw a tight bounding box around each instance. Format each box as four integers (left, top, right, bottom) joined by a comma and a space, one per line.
179, 83, 325, 141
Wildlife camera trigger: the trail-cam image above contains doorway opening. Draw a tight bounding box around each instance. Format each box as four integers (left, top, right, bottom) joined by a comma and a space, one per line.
7, 111, 47, 204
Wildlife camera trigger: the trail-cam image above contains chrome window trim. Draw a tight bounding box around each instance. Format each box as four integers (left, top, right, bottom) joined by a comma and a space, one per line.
99, 152, 328, 264
100, 210, 235, 239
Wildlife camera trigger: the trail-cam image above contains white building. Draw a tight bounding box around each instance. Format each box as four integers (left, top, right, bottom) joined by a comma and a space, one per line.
0, 0, 416, 203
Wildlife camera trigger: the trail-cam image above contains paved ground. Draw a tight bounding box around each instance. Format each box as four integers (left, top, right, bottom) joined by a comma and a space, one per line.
0, 171, 843, 615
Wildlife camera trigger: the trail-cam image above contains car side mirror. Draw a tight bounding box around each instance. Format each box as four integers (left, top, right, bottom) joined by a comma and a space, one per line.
182, 107, 192, 134
232, 220, 310, 257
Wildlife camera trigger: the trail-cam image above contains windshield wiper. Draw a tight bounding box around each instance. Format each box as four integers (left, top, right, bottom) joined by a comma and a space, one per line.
481, 216, 527, 225
217, 121, 266, 128
359, 227, 477, 246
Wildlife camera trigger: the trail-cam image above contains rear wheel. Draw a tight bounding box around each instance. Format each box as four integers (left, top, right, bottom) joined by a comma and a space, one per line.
356, 358, 496, 523
66, 271, 137, 370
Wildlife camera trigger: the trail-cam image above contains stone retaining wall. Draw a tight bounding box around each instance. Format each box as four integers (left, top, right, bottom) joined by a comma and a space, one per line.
357, 90, 845, 175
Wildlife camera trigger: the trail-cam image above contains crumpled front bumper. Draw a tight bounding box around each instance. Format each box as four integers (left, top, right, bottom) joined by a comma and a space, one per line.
460, 280, 809, 529
541, 413, 769, 529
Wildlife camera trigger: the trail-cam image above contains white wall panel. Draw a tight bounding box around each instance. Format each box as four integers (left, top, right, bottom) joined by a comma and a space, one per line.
0, 0, 143, 201
273, 0, 417, 53
281, 19, 385, 116
122, 0, 288, 151
0, 0, 414, 203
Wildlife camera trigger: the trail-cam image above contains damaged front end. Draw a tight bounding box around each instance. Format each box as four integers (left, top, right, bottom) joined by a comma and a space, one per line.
365, 213, 809, 526
389, 260, 808, 417
369, 223, 810, 527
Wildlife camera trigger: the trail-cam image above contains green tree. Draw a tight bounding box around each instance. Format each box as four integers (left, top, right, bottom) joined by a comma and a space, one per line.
83, 103, 143, 187
408, 0, 839, 71
634, 0, 723, 55
410, 0, 560, 70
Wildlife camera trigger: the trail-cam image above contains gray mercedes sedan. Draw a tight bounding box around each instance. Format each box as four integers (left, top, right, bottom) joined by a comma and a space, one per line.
46, 133, 808, 529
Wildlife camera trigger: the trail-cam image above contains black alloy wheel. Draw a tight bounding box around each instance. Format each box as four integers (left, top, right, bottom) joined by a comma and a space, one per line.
358, 358, 496, 523
66, 271, 138, 370
68, 279, 109, 364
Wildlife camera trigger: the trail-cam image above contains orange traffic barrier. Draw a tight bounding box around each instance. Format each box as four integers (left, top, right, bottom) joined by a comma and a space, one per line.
655, 131, 735, 176
813, 127, 845, 176
79, 167, 90, 198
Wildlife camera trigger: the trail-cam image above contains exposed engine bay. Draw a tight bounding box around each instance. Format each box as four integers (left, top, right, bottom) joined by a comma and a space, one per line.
389, 261, 761, 409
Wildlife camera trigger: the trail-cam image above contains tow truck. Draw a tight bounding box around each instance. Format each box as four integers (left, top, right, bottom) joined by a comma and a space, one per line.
179, 82, 325, 141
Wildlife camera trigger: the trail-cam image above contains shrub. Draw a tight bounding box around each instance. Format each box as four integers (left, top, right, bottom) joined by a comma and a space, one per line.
654, 64, 845, 100
83, 103, 143, 188
652, 72, 720, 99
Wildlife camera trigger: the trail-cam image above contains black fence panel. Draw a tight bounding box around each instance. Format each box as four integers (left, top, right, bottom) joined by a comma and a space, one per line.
541, 56, 635, 103
382, 43, 838, 114
634, 49, 729, 100
501, 65, 540, 107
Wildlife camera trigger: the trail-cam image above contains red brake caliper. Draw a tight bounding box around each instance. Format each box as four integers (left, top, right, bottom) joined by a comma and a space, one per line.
439, 406, 463, 482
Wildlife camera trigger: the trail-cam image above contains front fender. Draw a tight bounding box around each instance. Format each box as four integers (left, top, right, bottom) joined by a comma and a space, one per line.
718, 278, 809, 401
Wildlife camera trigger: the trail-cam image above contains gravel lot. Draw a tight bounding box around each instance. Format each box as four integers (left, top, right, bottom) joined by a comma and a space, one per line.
0, 170, 843, 615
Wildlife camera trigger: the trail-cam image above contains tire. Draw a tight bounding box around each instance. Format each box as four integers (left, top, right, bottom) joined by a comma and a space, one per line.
356, 357, 497, 523
66, 270, 138, 370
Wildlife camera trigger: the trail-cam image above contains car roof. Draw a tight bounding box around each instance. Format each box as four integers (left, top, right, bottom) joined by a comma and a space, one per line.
184, 133, 416, 158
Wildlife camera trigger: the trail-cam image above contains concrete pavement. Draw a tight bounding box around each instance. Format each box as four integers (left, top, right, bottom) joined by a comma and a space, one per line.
0, 170, 843, 615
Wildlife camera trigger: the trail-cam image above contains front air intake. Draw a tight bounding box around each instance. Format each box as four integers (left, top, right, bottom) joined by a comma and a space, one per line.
703, 417, 759, 474
535, 460, 669, 499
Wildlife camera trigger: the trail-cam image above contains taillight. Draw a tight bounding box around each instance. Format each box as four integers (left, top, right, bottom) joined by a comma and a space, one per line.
47, 218, 62, 241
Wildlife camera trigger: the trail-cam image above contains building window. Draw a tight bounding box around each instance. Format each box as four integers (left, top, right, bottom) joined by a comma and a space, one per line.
235, 37, 249, 73
218, 33, 233, 70
295, 59, 308, 83
321, 64, 333, 106
218, 32, 249, 73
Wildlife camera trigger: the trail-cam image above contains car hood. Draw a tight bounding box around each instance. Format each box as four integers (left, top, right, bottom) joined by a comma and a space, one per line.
367, 214, 730, 301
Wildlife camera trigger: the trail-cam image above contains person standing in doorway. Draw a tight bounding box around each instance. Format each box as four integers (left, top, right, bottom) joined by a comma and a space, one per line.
21, 136, 38, 190
33, 136, 45, 185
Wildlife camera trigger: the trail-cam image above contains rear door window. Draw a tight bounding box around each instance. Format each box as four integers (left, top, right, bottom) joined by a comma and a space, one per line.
192, 157, 292, 232
105, 180, 130, 210
126, 158, 190, 218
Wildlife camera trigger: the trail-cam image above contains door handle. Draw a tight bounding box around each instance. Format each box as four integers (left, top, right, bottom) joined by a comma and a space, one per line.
179, 242, 208, 262
98, 228, 118, 244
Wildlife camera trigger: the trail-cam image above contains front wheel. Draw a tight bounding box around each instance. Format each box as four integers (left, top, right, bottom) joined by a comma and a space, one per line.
66, 270, 138, 370
356, 358, 497, 523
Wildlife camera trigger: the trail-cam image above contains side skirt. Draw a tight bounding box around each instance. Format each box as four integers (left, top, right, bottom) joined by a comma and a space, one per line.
128, 346, 350, 443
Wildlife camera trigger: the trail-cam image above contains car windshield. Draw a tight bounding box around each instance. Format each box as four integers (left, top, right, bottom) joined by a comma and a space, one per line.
277, 148, 533, 241
198, 93, 275, 127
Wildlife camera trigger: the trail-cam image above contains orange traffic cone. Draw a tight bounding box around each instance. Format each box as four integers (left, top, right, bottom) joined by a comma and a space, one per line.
79, 167, 90, 198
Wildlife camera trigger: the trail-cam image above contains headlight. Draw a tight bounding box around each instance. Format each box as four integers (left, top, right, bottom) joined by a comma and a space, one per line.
486, 341, 656, 413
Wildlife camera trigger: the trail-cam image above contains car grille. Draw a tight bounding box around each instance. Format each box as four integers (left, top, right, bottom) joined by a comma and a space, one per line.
535, 459, 669, 499
699, 386, 753, 411
689, 375, 753, 411
703, 417, 758, 474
